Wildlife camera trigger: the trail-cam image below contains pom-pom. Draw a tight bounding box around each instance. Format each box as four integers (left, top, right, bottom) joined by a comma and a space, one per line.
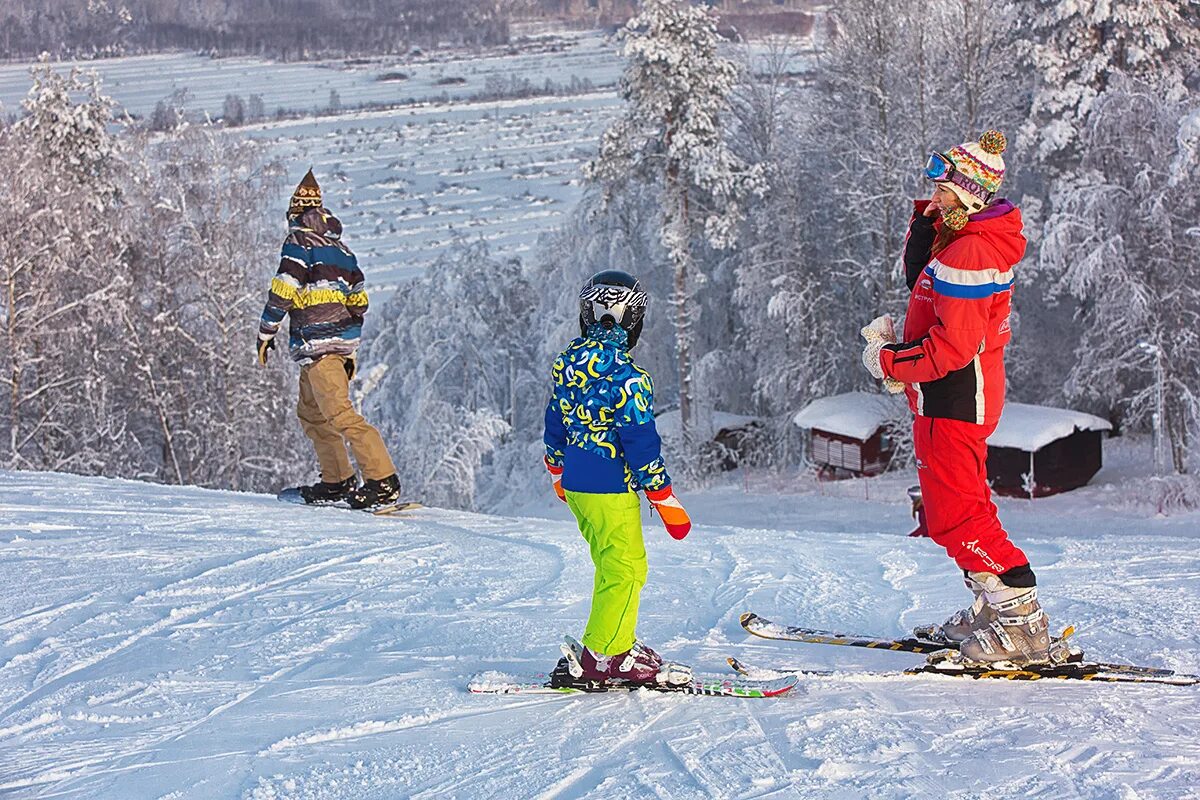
979, 129, 1007, 156
942, 207, 969, 231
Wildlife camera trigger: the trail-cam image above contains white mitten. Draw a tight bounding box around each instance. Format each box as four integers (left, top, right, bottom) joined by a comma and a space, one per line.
860, 314, 896, 344
860, 315, 906, 394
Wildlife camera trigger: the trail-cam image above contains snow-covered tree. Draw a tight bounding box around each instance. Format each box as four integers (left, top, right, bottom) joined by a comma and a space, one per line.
1021, 0, 1200, 176
1020, 1, 1200, 468
0, 64, 127, 473
0, 63, 303, 492
727, 0, 1026, 458
585, 0, 765, 446
1040, 75, 1200, 474
120, 124, 302, 491
361, 242, 537, 508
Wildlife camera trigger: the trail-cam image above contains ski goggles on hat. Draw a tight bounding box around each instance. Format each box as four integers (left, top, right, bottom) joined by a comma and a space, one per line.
923, 152, 995, 204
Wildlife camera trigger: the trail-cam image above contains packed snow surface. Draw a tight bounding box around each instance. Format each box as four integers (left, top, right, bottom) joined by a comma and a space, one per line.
989, 402, 1114, 451
792, 391, 905, 440
1, 469, 1198, 798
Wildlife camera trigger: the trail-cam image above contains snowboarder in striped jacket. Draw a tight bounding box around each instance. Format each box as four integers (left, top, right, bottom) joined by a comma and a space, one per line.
860, 131, 1052, 666
257, 169, 400, 510
543, 270, 693, 686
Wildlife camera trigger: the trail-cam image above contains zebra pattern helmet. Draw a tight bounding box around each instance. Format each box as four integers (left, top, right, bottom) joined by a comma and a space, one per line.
578, 269, 648, 348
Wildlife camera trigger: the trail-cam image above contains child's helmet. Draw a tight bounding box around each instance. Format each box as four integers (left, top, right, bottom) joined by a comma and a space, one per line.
578, 269, 648, 347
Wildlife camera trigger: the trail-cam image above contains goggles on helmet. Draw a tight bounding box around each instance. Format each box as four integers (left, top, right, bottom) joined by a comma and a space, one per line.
578, 270, 648, 347
923, 152, 995, 205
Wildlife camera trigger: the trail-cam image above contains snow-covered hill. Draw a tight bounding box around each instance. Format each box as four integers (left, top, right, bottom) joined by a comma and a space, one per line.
1, 470, 1198, 799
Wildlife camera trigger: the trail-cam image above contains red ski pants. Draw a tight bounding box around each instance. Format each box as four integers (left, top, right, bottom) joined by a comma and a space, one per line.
913, 416, 1029, 575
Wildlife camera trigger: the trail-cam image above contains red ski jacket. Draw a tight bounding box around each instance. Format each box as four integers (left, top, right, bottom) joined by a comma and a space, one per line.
880, 199, 1026, 426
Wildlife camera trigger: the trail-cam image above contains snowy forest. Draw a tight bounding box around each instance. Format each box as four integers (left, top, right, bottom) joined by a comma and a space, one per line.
2, 0, 1199, 510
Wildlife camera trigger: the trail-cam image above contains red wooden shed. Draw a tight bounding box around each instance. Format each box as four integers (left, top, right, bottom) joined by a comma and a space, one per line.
792, 392, 903, 478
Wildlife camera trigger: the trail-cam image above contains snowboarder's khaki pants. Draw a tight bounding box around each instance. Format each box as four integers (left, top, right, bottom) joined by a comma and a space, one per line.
565, 489, 647, 656
297, 355, 395, 483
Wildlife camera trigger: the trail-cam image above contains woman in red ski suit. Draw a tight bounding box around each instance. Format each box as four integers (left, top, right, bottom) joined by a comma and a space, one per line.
862, 130, 1052, 665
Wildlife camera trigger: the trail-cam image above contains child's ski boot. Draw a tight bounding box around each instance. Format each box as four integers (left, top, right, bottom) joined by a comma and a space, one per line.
559, 636, 692, 688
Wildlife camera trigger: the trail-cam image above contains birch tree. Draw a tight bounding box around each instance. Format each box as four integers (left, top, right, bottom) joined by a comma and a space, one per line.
122, 125, 301, 491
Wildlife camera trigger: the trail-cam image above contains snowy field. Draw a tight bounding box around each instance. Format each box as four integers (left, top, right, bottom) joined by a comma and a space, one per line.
242, 93, 619, 287
0, 33, 813, 287
0, 33, 625, 287
1, 463, 1198, 799
0, 33, 624, 120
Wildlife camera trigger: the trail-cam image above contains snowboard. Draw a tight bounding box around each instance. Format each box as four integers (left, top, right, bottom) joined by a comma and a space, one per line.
737, 612, 1199, 686
277, 487, 423, 516
468, 656, 797, 697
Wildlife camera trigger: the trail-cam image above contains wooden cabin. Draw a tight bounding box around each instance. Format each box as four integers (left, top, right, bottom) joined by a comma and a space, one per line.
986, 403, 1112, 498
792, 392, 903, 478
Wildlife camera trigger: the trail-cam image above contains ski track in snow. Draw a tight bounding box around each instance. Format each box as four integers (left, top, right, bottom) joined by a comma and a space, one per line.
0, 470, 1198, 799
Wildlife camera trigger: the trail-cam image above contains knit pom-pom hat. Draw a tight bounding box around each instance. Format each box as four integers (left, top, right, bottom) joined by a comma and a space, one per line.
288, 168, 322, 218
943, 130, 1006, 214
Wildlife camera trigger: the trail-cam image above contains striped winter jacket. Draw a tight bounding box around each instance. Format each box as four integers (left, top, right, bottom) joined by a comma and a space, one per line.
259, 208, 368, 363
543, 334, 670, 494
880, 199, 1026, 426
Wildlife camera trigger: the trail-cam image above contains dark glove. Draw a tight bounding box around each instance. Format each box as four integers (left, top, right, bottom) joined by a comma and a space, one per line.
256, 336, 275, 366
344, 357, 357, 381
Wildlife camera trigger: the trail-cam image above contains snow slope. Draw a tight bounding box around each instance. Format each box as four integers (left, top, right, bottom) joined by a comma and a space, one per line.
1, 470, 1198, 799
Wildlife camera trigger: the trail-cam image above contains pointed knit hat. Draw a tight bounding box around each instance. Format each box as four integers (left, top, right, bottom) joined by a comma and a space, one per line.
288, 168, 322, 217
942, 130, 1007, 215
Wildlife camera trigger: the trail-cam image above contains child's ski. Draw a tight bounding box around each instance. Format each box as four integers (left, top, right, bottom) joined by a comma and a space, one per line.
469, 657, 797, 698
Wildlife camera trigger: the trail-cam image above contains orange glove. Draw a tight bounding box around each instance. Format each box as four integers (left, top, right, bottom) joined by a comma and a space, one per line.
544, 456, 566, 503
646, 486, 691, 540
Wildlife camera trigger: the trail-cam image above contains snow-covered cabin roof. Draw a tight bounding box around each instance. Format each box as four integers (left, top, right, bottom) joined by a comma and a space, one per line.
989, 403, 1112, 451
792, 392, 901, 440
655, 410, 758, 440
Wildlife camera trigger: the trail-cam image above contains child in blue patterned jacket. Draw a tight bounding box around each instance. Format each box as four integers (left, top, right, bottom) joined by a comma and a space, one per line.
543, 270, 693, 687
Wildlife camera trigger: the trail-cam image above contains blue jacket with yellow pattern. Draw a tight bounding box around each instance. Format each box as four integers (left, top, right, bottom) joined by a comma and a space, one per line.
259, 207, 368, 363
543, 332, 670, 494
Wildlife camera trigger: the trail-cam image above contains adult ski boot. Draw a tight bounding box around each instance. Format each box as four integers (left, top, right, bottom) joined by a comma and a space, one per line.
913, 572, 993, 645
348, 474, 401, 510
296, 476, 359, 505
560, 636, 692, 688
957, 572, 1051, 666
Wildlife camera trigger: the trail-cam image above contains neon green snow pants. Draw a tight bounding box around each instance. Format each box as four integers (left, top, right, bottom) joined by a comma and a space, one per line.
565, 489, 647, 656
